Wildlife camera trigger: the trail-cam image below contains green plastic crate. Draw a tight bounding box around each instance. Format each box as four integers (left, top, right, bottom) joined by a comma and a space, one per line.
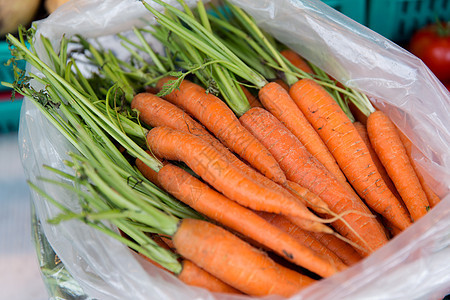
322, 0, 368, 25
1, 40, 18, 92
1, 40, 25, 133
0, 98, 22, 133
368, 0, 450, 42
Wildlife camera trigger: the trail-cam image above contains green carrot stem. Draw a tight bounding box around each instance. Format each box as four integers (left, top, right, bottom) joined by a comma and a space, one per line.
28, 180, 182, 273
212, 65, 250, 116
95, 101, 148, 143
197, 0, 212, 32
14, 81, 84, 156
46, 150, 201, 220
133, 27, 168, 73
218, 34, 277, 80
40, 36, 62, 74
164, 8, 210, 84
9, 33, 163, 171
141, 0, 268, 88
225, 1, 297, 86
348, 89, 375, 116
73, 152, 180, 234
156, 58, 228, 97
195, 1, 250, 115
208, 16, 277, 78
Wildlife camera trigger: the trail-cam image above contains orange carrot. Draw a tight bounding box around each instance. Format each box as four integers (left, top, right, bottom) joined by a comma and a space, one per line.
133, 92, 259, 175
256, 211, 347, 268
135, 150, 164, 189
178, 260, 243, 294
259, 81, 348, 186
131, 92, 239, 165
280, 49, 314, 74
140, 234, 242, 294
353, 121, 400, 199
366, 110, 430, 221
155, 163, 345, 277
132, 93, 277, 196
310, 232, 362, 266
173, 218, 315, 297
146, 126, 327, 229
156, 77, 287, 184
289, 79, 412, 230
132, 93, 332, 224
131, 92, 209, 138
397, 130, 441, 208
239, 107, 388, 256
286, 181, 330, 214
224, 154, 333, 226
136, 159, 342, 270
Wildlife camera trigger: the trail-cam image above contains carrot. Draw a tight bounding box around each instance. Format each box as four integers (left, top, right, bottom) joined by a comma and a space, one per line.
154, 163, 345, 277
136, 159, 341, 268
258, 81, 348, 186
286, 180, 330, 215
289, 79, 412, 230
310, 232, 363, 266
139, 233, 243, 294
177, 260, 243, 294
132, 92, 280, 195
133, 93, 295, 205
366, 110, 430, 221
173, 218, 315, 297
156, 76, 287, 185
221, 151, 333, 225
255, 211, 347, 268
397, 130, 441, 208
353, 121, 400, 199
131, 92, 238, 163
280, 49, 314, 74
240, 85, 262, 108
135, 151, 164, 189
140, 219, 310, 296
131, 92, 209, 138
146, 126, 327, 229
132, 93, 334, 223
239, 107, 388, 256
132, 92, 252, 183
132, 92, 257, 173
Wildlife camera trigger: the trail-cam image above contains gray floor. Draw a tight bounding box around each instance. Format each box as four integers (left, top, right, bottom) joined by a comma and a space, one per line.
0, 131, 48, 300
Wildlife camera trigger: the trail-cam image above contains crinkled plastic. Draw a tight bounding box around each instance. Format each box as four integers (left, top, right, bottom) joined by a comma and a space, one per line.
19, 0, 450, 299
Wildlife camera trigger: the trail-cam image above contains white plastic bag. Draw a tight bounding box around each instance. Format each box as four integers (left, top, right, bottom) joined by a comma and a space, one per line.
19, 0, 450, 299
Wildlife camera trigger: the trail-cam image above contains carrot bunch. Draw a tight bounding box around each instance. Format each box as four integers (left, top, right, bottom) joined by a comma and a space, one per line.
6, 0, 444, 298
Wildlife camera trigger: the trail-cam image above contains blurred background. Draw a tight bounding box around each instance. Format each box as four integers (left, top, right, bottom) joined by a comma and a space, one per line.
1, 2, 70, 299
0, 0, 449, 299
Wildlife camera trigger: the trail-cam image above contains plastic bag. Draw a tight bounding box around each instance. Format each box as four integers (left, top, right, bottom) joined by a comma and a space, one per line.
19, 0, 450, 299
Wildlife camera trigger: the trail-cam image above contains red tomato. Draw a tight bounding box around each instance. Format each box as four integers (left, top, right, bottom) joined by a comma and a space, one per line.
409, 22, 450, 82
